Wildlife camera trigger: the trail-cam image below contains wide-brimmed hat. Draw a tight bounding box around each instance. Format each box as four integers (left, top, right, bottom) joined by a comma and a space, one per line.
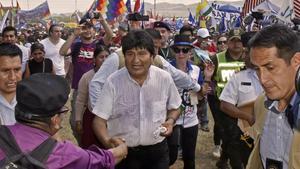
171, 34, 193, 47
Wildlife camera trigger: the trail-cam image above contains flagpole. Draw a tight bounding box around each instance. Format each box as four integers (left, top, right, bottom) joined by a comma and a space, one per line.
154, 0, 156, 17
75, 0, 78, 11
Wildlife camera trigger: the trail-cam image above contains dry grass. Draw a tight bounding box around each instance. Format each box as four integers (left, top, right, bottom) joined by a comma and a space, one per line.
58, 99, 218, 169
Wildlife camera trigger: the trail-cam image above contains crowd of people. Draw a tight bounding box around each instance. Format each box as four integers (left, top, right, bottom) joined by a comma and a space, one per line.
0, 10, 299, 169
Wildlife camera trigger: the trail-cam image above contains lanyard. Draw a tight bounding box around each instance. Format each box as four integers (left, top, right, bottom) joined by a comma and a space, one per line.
160, 48, 169, 58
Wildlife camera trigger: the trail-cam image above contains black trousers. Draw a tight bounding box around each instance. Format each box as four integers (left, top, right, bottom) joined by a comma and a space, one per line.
116, 139, 169, 169
168, 125, 199, 169
208, 94, 253, 169
207, 94, 223, 146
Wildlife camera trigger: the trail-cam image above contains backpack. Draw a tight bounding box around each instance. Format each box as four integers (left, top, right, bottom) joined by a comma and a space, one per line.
0, 126, 57, 169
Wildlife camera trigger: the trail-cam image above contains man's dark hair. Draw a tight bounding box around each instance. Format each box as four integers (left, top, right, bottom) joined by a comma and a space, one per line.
2, 26, 17, 37
145, 28, 162, 40
179, 25, 194, 36
48, 24, 60, 35
248, 24, 300, 64
122, 30, 155, 56
0, 43, 22, 61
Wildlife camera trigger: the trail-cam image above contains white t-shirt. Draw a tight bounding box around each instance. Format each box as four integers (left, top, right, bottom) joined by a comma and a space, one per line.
40, 38, 66, 76
176, 64, 201, 128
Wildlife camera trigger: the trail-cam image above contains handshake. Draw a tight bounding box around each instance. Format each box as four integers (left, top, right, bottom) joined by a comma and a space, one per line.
106, 137, 128, 164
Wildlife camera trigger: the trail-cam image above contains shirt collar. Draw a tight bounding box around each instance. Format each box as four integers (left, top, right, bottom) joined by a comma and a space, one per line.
170, 59, 193, 72
264, 92, 298, 114
0, 94, 16, 110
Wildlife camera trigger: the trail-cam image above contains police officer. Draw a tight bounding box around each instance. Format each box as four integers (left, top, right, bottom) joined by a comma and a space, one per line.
209, 28, 246, 169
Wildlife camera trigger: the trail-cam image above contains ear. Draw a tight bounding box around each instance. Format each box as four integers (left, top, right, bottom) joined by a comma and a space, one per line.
291, 52, 300, 70
50, 114, 60, 125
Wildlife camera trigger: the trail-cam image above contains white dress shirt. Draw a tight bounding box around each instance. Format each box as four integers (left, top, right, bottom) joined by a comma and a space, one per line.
92, 66, 182, 147
0, 95, 16, 125
89, 52, 200, 109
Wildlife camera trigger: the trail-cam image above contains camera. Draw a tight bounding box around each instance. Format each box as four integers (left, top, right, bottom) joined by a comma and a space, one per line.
127, 12, 149, 21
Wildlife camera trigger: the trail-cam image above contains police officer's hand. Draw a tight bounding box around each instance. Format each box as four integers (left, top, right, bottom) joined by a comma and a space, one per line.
246, 113, 255, 126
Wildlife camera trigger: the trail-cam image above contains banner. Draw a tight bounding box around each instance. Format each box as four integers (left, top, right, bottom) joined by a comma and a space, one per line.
0, 10, 9, 33
18, 1, 50, 22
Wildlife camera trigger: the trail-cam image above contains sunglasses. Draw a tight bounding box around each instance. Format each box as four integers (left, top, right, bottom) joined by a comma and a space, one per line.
173, 47, 190, 54
217, 41, 227, 45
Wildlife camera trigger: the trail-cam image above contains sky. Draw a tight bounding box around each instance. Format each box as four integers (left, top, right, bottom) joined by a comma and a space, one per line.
1, 0, 243, 14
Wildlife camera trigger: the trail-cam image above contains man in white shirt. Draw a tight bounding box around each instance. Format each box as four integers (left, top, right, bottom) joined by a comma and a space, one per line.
40, 24, 66, 77
0, 43, 23, 125
92, 30, 182, 169
2, 26, 29, 73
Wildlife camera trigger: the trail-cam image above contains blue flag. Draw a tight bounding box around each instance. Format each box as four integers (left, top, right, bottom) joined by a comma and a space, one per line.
140, 0, 145, 15
234, 15, 241, 28
126, 0, 132, 13
219, 15, 226, 33
188, 11, 195, 25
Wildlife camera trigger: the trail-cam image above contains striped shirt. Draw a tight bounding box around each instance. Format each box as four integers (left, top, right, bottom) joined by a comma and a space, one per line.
92, 66, 182, 147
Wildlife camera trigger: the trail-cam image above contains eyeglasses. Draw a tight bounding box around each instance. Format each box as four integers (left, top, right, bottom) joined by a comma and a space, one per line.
217, 41, 227, 45
173, 47, 190, 54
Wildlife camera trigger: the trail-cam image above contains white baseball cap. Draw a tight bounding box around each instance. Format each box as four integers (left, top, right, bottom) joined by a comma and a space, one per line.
197, 28, 210, 38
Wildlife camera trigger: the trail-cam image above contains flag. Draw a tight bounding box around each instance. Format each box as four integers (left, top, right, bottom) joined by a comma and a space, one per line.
0, 10, 10, 32
134, 0, 140, 13
196, 0, 212, 17
140, 0, 144, 15
18, 1, 50, 22
234, 15, 242, 27
294, 0, 300, 18
188, 10, 195, 25
106, 0, 126, 21
219, 15, 227, 33
95, 0, 107, 13
242, 0, 265, 16
126, 0, 132, 13
0, 2, 4, 17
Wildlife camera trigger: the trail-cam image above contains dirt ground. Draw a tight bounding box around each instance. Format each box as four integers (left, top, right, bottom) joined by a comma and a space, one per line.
58, 101, 218, 169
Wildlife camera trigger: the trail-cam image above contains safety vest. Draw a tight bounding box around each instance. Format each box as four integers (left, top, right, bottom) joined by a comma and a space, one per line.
215, 51, 245, 97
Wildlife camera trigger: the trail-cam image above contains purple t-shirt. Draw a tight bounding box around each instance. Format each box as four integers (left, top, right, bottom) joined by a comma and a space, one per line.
0, 123, 115, 169
71, 42, 95, 89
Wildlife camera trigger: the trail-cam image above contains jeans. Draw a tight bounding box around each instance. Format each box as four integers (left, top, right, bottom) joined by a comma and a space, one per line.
197, 98, 209, 126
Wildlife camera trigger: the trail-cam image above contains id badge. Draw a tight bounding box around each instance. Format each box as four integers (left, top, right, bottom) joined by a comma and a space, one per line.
266, 158, 283, 169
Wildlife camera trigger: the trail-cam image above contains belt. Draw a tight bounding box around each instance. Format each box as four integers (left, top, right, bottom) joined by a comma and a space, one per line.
128, 139, 167, 152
